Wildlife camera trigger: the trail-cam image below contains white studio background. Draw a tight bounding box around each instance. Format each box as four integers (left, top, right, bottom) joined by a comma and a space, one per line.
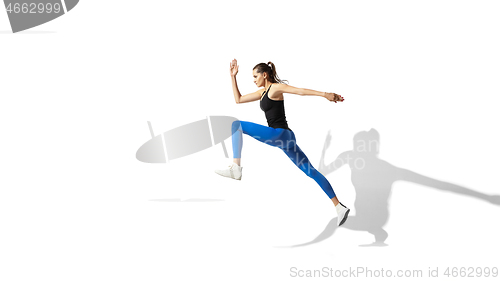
1, 1, 499, 280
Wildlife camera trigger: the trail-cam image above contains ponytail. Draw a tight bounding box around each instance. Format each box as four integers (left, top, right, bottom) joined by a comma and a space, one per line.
253, 62, 289, 84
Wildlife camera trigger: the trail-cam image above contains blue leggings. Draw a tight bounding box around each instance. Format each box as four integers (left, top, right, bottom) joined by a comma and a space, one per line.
231, 120, 336, 199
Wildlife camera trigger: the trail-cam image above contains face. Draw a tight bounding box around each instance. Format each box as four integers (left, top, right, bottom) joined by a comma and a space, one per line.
253, 69, 267, 87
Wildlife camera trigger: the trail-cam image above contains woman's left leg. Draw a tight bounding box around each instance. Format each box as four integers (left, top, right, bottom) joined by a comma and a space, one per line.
281, 142, 337, 200
282, 139, 350, 225
279, 132, 350, 225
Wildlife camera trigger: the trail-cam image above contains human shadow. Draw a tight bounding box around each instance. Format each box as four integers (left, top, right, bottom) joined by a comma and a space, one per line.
283, 128, 500, 247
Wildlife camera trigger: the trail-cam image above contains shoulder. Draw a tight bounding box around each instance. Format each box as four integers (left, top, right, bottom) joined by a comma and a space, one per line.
271, 83, 292, 92
269, 84, 285, 100
271, 83, 285, 90
273, 83, 301, 95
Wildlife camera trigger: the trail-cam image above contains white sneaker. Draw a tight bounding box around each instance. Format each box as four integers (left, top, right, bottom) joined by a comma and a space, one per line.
336, 202, 350, 226
214, 163, 243, 180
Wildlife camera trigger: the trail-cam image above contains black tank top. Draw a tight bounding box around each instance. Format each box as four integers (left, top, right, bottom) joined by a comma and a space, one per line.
260, 84, 291, 131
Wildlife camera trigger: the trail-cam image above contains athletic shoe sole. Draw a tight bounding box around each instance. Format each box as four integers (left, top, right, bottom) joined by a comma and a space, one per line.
338, 209, 350, 226
214, 168, 242, 180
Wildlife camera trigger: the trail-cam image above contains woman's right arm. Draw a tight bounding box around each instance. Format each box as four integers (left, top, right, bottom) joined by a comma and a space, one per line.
230, 59, 262, 104
231, 76, 262, 104
231, 75, 242, 103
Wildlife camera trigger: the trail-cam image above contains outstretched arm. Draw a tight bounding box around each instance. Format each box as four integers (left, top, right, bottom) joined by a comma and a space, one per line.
397, 168, 500, 205
274, 84, 344, 103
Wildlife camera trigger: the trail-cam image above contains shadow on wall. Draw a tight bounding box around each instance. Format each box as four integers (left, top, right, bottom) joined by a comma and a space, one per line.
279, 128, 500, 248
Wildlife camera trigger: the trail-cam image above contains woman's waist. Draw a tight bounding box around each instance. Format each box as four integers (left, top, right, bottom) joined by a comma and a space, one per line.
269, 124, 291, 131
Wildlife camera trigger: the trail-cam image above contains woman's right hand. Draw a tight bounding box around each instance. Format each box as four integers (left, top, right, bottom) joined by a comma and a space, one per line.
325, 92, 344, 103
229, 59, 239, 76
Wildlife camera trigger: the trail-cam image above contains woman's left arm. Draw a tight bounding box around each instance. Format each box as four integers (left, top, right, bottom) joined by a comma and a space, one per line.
275, 84, 344, 102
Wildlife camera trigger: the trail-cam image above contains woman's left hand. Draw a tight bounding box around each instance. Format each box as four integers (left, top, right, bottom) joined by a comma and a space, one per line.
325, 92, 344, 103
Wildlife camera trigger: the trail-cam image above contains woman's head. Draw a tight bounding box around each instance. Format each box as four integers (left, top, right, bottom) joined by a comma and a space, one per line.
253, 62, 288, 87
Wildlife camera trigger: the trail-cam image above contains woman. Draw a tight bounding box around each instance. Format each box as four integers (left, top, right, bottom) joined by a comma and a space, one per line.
215, 59, 350, 226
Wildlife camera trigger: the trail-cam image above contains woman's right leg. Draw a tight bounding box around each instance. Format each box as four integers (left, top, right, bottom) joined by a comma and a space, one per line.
231, 120, 286, 165
231, 120, 244, 165
215, 121, 285, 180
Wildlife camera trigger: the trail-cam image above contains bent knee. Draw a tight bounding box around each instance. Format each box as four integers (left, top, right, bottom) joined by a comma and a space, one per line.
231, 120, 241, 133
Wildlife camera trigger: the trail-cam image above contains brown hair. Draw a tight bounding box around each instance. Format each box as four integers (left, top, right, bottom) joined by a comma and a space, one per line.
253, 62, 288, 84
